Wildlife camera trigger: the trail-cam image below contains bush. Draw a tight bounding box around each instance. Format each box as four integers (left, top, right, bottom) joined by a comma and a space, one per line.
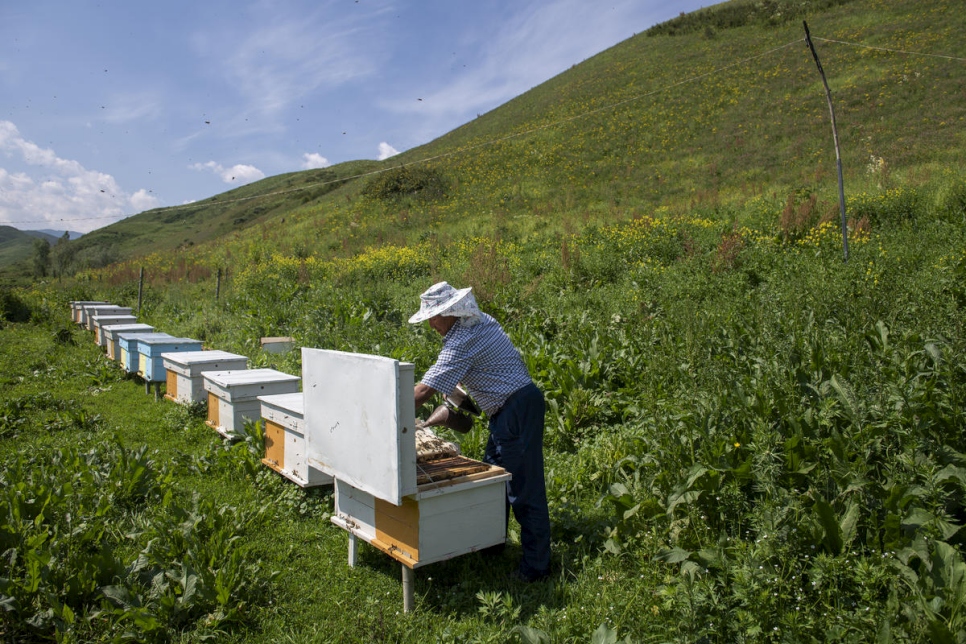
362, 165, 447, 201
0, 287, 31, 323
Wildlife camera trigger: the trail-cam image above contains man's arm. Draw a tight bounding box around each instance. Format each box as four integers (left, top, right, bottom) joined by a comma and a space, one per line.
414, 382, 438, 408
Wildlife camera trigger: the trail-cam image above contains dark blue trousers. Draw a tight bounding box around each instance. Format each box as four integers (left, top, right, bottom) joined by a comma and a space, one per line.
484, 382, 551, 577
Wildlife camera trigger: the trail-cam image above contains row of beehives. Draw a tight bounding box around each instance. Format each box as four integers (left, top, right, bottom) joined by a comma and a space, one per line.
71, 301, 514, 613
69, 300, 328, 487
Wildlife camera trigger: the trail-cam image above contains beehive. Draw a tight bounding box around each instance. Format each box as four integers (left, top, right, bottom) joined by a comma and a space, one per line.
102, 324, 155, 361
302, 349, 509, 583
162, 350, 249, 405
203, 369, 301, 438
83, 305, 133, 331
117, 332, 174, 374
77, 302, 111, 327
136, 336, 203, 383
70, 301, 107, 324
259, 392, 332, 487
92, 315, 138, 346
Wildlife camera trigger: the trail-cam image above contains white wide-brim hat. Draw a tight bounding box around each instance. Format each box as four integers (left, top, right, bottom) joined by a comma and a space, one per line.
408, 281, 479, 324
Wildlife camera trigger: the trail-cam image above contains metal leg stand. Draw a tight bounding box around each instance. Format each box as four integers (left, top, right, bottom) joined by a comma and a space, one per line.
348, 534, 358, 567
402, 565, 414, 613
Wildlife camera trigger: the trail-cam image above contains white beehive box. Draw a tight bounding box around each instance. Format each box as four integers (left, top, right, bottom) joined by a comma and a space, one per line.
102, 324, 155, 361
78, 302, 112, 327
71, 301, 107, 325
92, 315, 138, 346
83, 305, 133, 331
203, 369, 301, 438
302, 348, 510, 574
162, 351, 249, 405
259, 393, 332, 487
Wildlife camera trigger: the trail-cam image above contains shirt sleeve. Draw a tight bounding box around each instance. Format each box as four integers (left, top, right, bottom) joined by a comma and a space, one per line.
420, 324, 476, 395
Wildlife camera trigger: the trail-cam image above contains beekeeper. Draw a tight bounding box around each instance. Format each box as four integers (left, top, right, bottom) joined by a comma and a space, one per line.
411, 282, 551, 582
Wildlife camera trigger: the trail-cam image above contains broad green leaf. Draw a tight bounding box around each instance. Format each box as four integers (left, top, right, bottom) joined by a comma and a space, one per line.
815, 498, 842, 554
902, 508, 936, 528
514, 625, 551, 644
592, 623, 619, 644
840, 502, 860, 547
655, 547, 691, 564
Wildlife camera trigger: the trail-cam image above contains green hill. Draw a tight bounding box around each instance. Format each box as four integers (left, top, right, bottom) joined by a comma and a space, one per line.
10, 0, 964, 279
0, 226, 62, 274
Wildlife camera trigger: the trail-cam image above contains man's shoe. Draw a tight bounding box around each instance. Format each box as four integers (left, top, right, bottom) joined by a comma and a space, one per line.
510, 567, 550, 583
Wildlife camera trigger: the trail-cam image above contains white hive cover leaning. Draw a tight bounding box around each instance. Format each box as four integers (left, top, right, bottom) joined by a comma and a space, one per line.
302, 348, 417, 506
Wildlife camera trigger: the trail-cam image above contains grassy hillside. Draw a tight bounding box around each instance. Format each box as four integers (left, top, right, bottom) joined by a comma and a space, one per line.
0, 226, 62, 273
2, 0, 966, 641
9, 0, 963, 281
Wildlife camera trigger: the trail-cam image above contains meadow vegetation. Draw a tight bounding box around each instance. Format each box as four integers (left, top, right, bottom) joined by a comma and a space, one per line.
2, 0, 966, 641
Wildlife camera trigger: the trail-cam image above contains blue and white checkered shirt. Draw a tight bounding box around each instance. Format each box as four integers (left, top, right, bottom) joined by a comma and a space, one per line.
421, 313, 532, 416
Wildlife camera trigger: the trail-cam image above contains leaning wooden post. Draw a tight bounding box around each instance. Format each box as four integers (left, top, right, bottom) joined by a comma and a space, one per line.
215, 268, 222, 301
804, 21, 849, 263
137, 267, 145, 316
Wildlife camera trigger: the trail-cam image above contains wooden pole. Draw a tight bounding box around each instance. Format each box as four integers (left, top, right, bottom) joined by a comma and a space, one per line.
215, 268, 222, 301
804, 21, 849, 263
137, 267, 145, 316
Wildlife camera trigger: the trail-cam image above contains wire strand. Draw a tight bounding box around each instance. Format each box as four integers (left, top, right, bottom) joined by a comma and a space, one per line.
812, 37, 966, 62
0, 39, 806, 228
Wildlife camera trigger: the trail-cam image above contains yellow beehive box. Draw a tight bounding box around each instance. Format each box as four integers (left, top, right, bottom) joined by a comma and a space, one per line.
162, 350, 249, 405
203, 369, 300, 438
259, 392, 332, 487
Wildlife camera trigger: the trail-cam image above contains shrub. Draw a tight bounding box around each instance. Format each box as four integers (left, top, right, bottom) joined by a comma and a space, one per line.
0, 287, 31, 323
362, 165, 447, 201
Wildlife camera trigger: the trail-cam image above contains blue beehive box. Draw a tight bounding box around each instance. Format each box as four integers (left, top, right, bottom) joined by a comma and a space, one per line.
103, 324, 155, 361
136, 336, 203, 383
118, 332, 175, 374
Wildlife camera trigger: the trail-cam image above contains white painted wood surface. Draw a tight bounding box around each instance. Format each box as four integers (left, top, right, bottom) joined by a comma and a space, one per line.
203, 368, 301, 402
92, 315, 138, 345
162, 351, 249, 404
162, 351, 249, 377
102, 324, 155, 361
302, 348, 417, 506
259, 393, 332, 487
83, 306, 133, 330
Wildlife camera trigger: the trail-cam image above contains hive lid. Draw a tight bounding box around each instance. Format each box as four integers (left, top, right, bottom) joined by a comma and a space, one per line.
101, 323, 154, 334
135, 335, 201, 346
161, 350, 247, 366
302, 348, 417, 506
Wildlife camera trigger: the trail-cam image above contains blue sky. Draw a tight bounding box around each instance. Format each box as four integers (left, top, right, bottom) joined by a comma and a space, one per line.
0, 0, 707, 234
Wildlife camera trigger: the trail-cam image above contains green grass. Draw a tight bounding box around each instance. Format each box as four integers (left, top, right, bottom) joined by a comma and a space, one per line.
3, 0, 966, 640
3, 175, 966, 641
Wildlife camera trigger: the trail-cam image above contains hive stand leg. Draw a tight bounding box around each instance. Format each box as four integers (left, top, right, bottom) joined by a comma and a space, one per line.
145, 380, 150, 395
154, 383, 161, 402
348, 534, 358, 567
402, 565, 414, 613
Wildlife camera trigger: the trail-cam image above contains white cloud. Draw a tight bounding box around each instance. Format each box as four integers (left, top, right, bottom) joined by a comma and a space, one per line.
377, 142, 399, 160
0, 120, 154, 233
130, 188, 160, 211
190, 160, 266, 184
301, 152, 329, 169
378, 0, 675, 139
101, 91, 164, 124
197, 5, 390, 122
